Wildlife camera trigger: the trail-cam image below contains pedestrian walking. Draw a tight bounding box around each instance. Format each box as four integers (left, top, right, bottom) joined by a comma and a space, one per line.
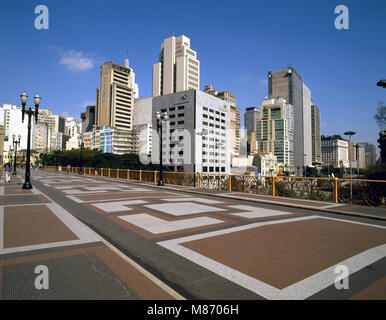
58, 165, 62, 173
4, 163, 12, 183
67, 164, 71, 173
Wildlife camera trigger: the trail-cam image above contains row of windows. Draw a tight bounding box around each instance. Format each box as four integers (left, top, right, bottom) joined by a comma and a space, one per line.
203, 114, 226, 123
160, 105, 184, 113
202, 121, 226, 130
202, 107, 226, 117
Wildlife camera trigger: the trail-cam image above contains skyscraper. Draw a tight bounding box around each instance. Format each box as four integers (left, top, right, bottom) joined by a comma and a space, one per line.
152, 35, 200, 97
204, 85, 241, 155
96, 59, 138, 131
311, 104, 321, 162
268, 67, 312, 174
256, 98, 295, 172
244, 107, 260, 153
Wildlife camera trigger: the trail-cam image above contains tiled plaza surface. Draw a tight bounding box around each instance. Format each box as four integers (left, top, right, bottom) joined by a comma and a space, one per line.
0, 174, 181, 300
1, 169, 386, 299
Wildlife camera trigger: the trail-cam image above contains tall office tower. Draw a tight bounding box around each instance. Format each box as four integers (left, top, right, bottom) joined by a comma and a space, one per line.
0, 125, 4, 164
244, 107, 260, 153
204, 85, 241, 155
36, 109, 58, 152
152, 35, 200, 97
350, 142, 366, 169
81, 106, 96, 133
96, 59, 138, 131
268, 67, 312, 174
311, 103, 321, 162
361, 142, 376, 168
256, 98, 295, 172
133, 97, 153, 156
152, 89, 231, 173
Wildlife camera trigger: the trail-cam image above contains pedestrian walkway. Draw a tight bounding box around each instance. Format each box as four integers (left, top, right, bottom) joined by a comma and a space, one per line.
24, 170, 386, 300
0, 174, 183, 300
80, 172, 386, 221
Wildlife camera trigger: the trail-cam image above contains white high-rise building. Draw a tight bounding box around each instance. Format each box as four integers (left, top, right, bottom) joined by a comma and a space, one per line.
0, 104, 36, 157
152, 35, 200, 97
302, 84, 312, 167
152, 89, 231, 173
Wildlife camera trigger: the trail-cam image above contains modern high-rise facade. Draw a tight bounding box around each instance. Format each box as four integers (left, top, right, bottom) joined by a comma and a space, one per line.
81, 106, 95, 133
0, 104, 36, 157
92, 125, 139, 155
203, 85, 240, 155
362, 142, 376, 168
311, 104, 321, 162
152, 35, 200, 97
133, 97, 153, 156
268, 67, 312, 174
256, 98, 295, 172
96, 60, 138, 132
152, 89, 231, 173
244, 107, 260, 154
35, 109, 58, 152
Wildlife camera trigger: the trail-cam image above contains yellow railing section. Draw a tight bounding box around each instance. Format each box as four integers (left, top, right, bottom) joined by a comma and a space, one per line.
40, 166, 386, 206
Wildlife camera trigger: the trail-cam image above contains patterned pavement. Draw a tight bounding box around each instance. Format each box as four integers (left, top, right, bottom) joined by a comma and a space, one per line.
0, 174, 182, 300
1, 170, 386, 299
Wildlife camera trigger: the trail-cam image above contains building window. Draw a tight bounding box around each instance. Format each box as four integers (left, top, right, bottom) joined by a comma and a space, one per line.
178, 121, 184, 125
178, 113, 184, 117
178, 106, 184, 110
169, 107, 175, 111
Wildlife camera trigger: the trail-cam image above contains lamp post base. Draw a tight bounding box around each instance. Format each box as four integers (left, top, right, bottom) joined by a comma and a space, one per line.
157, 180, 164, 186
12, 172, 17, 175
22, 181, 33, 189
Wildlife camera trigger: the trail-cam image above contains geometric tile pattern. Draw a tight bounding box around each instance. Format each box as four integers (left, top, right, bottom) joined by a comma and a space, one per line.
19, 170, 386, 300
118, 214, 223, 234
158, 216, 386, 300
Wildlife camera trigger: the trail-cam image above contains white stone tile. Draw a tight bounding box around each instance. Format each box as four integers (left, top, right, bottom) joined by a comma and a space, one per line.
119, 213, 223, 234
91, 200, 147, 212
228, 205, 291, 218
145, 202, 226, 216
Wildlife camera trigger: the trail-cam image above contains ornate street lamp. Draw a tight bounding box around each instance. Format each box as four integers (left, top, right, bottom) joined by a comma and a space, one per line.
20, 92, 40, 189
12, 134, 21, 175
156, 111, 168, 186
344, 130, 356, 201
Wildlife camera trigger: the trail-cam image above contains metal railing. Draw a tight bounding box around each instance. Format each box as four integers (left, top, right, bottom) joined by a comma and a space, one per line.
40, 166, 386, 207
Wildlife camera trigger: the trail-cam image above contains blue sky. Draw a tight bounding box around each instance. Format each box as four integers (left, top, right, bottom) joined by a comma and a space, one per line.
1, 0, 385, 151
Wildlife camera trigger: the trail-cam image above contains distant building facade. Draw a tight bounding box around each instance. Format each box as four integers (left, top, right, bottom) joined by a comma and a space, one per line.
321, 137, 349, 168
268, 67, 313, 174
152, 89, 231, 173
152, 35, 200, 97
204, 85, 241, 155
256, 98, 295, 173
311, 104, 321, 162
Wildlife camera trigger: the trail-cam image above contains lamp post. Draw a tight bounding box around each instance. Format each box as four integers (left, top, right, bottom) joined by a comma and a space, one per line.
344, 131, 356, 201
20, 92, 40, 189
12, 134, 21, 175
156, 111, 168, 186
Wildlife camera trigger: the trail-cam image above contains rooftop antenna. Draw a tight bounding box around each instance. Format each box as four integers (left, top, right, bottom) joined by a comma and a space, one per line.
125, 49, 129, 67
